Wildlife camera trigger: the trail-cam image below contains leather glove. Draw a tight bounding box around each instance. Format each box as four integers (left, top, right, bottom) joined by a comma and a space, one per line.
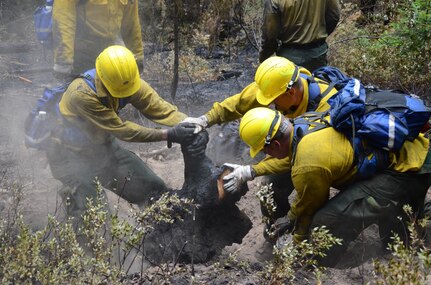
184, 130, 209, 157
222, 163, 255, 194
53, 63, 74, 83
181, 115, 208, 133
167, 122, 197, 147
270, 216, 295, 239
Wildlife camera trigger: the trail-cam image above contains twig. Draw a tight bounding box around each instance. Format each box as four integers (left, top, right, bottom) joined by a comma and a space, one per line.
173, 241, 188, 270
191, 205, 196, 277
17, 76, 32, 84
331, 35, 382, 45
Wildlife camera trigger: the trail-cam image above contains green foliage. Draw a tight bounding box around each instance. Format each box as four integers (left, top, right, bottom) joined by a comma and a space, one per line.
0, 180, 195, 284
259, 226, 342, 284
371, 205, 431, 285
256, 183, 277, 239
330, 0, 431, 96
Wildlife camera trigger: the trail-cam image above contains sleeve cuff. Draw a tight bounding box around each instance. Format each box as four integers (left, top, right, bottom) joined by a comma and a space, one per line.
53, 63, 73, 74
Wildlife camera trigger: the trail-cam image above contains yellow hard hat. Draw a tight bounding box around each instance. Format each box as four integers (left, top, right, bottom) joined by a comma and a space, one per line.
95, 45, 141, 98
239, 107, 282, 158
255, 56, 300, 106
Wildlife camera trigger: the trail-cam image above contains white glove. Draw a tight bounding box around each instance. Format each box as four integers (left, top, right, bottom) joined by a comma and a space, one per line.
222, 163, 255, 194
53, 63, 73, 74
181, 115, 208, 134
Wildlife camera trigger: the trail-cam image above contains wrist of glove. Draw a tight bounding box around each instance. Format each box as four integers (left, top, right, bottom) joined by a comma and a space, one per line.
167, 122, 197, 147
53, 63, 73, 74
269, 216, 295, 240
182, 130, 209, 157
222, 163, 255, 194
181, 115, 209, 133
53, 63, 74, 82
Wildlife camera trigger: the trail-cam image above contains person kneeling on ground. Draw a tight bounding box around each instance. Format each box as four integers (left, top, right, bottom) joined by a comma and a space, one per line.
235, 107, 431, 267
46, 45, 207, 228
182, 56, 340, 239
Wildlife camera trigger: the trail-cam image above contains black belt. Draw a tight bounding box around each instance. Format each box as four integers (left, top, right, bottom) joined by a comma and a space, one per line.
281, 39, 326, 49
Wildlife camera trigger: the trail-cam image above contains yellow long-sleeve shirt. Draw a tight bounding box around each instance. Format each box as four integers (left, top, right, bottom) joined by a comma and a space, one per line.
53, 0, 143, 68
260, 0, 341, 61
59, 76, 186, 146
205, 70, 338, 176
288, 127, 430, 242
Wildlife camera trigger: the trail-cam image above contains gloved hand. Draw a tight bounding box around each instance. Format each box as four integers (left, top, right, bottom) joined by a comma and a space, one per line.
53, 63, 74, 83
184, 130, 209, 157
181, 115, 208, 133
167, 122, 197, 147
270, 216, 295, 239
222, 163, 255, 194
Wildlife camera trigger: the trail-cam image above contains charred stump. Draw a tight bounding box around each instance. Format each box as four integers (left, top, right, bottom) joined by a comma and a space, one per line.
142, 134, 252, 263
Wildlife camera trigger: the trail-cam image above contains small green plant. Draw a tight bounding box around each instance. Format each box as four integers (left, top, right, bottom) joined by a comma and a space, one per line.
218, 250, 250, 272
259, 226, 342, 285
256, 183, 277, 239
371, 205, 431, 285
0, 178, 196, 284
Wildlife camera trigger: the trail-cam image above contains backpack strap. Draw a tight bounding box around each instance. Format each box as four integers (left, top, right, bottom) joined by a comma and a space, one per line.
291, 111, 331, 165
304, 74, 337, 112
79, 69, 131, 111
79, 69, 113, 108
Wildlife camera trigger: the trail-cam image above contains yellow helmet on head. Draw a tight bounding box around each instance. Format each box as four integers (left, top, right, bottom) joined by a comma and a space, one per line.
255, 56, 300, 106
95, 45, 141, 98
239, 107, 282, 158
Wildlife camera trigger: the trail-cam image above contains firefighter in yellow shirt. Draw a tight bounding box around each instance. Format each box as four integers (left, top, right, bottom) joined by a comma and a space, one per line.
46, 46, 206, 227
183, 56, 339, 236
237, 107, 431, 266
52, 0, 144, 78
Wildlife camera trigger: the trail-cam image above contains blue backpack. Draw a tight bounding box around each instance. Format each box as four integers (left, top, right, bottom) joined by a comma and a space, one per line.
292, 71, 431, 179
301, 66, 351, 112
34, 0, 86, 49
24, 70, 97, 150
34, 0, 54, 49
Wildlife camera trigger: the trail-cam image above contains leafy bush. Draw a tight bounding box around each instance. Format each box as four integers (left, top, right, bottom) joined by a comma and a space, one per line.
330, 0, 431, 97
259, 226, 342, 284
0, 180, 195, 284
371, 205, 431, 284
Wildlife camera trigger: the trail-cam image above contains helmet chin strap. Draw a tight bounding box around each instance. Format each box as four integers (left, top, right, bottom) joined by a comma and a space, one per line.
286, 65, 299, 91
264, 111, 280, 146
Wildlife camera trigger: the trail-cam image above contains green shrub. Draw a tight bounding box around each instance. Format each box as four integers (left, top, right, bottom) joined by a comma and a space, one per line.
0, 180, 195, 284
371, 205, 431, 284
259, 226, 342, 284
330, 0, 431, 97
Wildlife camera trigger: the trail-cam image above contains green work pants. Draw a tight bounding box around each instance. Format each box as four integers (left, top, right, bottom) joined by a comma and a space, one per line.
310, 150, 431, 267
277, 42, 328, 72
46, 138, 168, 225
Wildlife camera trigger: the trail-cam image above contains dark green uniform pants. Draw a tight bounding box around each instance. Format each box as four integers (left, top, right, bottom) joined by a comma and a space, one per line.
310, 150, 431, 267
277, 42, 328, 72
46, 139, 168, 225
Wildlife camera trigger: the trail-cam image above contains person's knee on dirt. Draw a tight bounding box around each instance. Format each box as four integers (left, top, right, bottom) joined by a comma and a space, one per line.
236, 107, 431, 266
43, 45, 199, 229
181, 57, 341, 240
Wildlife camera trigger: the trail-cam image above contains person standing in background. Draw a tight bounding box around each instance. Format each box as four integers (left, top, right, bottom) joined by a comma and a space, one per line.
259, 0, 341, 72
52, 0, 144, 79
